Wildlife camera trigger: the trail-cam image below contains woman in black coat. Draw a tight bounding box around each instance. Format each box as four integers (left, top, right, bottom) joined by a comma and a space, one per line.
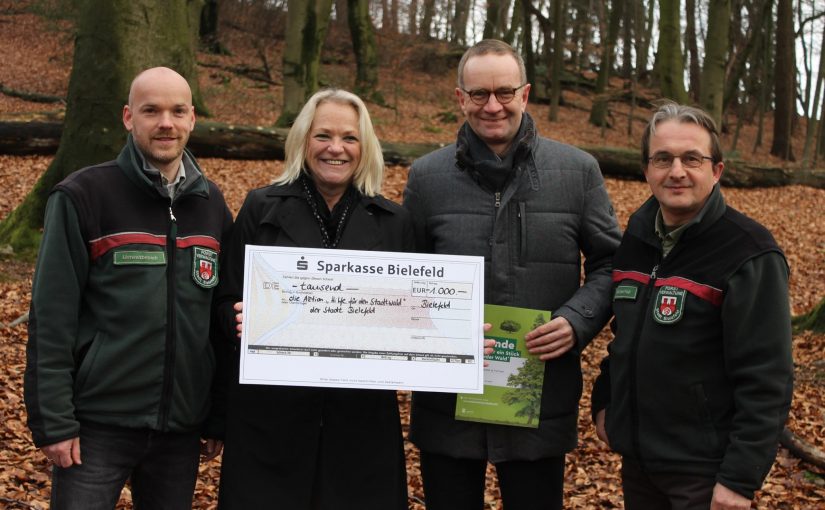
214, 88, 413, 510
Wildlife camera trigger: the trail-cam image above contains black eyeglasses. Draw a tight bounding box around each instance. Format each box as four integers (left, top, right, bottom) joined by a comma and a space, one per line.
648, 151, 715, 169
460, 83, 528, 106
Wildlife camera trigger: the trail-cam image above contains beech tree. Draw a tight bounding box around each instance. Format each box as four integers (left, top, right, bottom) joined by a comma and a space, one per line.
771, 0, 795, 160
451, 0, 471, 46
589, 0, 625, 127
654, 0, 689, 103
484, 0, 511, 40
700, 0, 731, 128
0, 0, 204, 256
348, 0, 381, 103
277, 0, 333, 127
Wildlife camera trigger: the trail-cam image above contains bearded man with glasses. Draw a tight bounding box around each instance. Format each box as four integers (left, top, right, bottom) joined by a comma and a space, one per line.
591, 102, 793, 510
403, 39, 621, 510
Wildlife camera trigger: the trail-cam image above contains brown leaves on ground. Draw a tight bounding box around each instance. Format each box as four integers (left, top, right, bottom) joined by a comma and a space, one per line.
1, 157, 823, 509
1, 3, 824, 508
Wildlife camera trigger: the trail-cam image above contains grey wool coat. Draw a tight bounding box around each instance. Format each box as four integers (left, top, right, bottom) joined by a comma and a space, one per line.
403, 117, 621, 461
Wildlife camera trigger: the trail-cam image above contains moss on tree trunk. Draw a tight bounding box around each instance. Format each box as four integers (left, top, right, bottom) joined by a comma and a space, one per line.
793, 297, 825, 333
0, 0, 204, 257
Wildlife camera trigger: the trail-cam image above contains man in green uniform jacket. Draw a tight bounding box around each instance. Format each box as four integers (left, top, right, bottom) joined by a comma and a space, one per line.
592, 103, 793, 510
24, 67, 233, 510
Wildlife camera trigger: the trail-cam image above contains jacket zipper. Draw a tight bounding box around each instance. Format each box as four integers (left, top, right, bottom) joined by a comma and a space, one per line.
629, 262, 658, 465
159, 203, 178, 430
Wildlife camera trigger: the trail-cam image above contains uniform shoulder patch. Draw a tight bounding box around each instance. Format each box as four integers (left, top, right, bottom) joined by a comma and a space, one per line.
652, 285, 686, 324
193, 247, 219, 288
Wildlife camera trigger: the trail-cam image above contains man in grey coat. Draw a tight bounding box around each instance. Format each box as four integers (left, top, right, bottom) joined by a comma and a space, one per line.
402, 39, 622, 510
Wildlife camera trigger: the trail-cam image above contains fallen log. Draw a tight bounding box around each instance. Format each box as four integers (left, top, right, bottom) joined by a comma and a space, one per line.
780, 426, 825, 469
2, 118, 824, 188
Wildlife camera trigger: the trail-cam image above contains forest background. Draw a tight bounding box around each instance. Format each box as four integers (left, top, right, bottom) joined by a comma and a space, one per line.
0, 0, 823, 508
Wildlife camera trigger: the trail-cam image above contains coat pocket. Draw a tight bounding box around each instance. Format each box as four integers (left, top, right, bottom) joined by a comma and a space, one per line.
690, 383, 719, 453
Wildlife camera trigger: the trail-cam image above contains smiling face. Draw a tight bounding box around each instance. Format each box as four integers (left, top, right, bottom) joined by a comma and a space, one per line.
122, 67, 195, 179
644, 120, 724, 226
305, 101, 362, 207
456, 53, 530, 155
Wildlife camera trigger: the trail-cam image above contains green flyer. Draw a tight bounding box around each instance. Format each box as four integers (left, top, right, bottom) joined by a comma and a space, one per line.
454, 304, 550, 428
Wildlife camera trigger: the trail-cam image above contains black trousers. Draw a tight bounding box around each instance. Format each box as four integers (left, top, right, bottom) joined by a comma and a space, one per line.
621, 457, 716, 510
419, 450, 565, 510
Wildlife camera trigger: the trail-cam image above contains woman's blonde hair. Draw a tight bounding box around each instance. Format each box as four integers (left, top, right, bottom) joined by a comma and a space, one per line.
276, 88, 384, 196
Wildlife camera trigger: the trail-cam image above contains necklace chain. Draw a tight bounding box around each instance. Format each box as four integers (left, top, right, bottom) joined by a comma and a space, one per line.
301, 176, 351, 249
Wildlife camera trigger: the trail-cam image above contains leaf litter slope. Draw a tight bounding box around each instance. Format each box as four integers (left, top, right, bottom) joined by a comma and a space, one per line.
1, 5, 824, 509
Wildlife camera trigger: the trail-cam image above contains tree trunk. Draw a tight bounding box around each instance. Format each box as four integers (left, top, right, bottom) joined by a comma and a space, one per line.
753, 5, 773, 153
569, 0, 588, 74
700, 0, 730, 128
199, 0, 225, 54
420, 0, 435, 39
522, 0, 536, 87
503, 0, 523, 46
333, 0, 348, 29
589, 0, 624, 127
637, 0, 653, 76
793, 296, 825, 333
9, 118, 824, 189
483, 0, 511, 40
451, 0, 470, 45
654, 0, 689, 103
722, 0, 771, 117
684, 0, 700, 101
802, 21, 825, 164
381, 0, 392, 31
348, 0, 381, 103
0, 0, 204, 255
408, 0, 419, 35
549, 0, 565, 121
276, 0, 333, 127
620, 0, 633, 78
391, 0, 399, 33
771, 0, 795, 160
780, 426, 825, 469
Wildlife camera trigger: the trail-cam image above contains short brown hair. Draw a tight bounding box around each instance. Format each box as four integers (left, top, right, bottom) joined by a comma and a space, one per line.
640, 102, 723, 170
457, 39, 527, 89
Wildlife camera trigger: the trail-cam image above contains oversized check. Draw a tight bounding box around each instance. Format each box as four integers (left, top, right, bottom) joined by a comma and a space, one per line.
240, 245, 485, 393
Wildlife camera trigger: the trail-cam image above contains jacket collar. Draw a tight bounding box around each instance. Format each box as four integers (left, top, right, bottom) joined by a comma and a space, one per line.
261, 178, 395, 250
116, 134, 209, 200
628, 183, 727, 246
264, 177, 398, 214
455, 113, 540, 192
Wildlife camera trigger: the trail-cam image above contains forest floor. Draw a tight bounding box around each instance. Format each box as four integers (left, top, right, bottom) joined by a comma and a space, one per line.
0, 4, 824, 509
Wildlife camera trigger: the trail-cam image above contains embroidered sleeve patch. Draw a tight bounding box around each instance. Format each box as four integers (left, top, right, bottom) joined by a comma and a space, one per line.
614, 285, 638, 301
193, 247, 219, 288
652, 285, 686, 324
113, 251, 166, 265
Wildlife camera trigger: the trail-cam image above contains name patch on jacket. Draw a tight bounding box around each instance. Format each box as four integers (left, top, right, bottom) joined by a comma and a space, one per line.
193, 247, 219, 288
614, 285, 638, 301
113, 250, 166, 265
652, 285, 686, 324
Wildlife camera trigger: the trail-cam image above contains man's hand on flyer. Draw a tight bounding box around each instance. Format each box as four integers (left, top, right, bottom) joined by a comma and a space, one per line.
523, 316, 575, 360
482, 323, 495, 367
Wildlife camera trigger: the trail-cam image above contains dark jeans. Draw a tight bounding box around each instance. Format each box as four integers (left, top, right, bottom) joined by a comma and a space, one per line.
419, 451, 565, 510
621, 457, 716, 510
50, 421, 201, 510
